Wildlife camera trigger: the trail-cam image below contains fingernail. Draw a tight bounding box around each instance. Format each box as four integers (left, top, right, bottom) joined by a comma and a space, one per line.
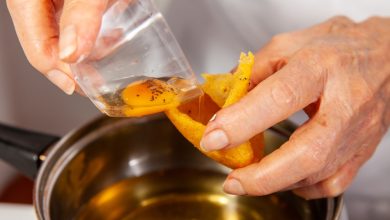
76, 54, 86, 63
223, 178, 246, 195
59, 25, 77, 60
200, 129, 229, 152
47, 69, 75, 95
209, 114, 216, 122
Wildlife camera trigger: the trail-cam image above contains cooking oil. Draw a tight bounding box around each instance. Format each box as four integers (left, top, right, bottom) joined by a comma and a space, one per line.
75, 169, 311, 220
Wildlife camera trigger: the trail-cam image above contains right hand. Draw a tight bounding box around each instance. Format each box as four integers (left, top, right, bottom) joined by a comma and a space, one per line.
6, 0, 109, 94
200, 16, 390, 199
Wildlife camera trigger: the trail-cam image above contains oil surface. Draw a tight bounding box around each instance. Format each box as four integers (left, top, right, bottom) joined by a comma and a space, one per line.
75, 169, 312, 220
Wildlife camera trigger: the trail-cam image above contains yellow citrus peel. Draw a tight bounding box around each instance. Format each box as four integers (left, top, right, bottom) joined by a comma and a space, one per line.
165, 52, 264, 168
201, 73, 233, 107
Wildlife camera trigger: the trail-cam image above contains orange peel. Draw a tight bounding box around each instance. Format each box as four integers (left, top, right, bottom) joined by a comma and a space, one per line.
201, 73, 233, 107
165, 52, 264, 168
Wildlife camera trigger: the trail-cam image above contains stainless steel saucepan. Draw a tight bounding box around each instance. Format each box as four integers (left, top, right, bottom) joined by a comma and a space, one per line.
0, 115, 343, 219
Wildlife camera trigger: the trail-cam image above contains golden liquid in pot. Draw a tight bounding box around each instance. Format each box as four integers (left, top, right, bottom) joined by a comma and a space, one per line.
75, 169, 312, 220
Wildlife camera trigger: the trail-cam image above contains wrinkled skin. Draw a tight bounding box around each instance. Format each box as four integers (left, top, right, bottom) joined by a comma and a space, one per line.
201, 16, 390, 199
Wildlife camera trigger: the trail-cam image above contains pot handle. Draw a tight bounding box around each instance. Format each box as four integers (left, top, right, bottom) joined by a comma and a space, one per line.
0, 123, 60, 179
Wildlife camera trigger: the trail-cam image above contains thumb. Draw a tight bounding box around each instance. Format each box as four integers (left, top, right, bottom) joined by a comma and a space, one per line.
59, 0, 109, 62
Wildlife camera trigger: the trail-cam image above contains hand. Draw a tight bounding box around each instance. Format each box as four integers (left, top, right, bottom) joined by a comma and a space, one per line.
6, 0, 110, 94
200, 16, 390, 199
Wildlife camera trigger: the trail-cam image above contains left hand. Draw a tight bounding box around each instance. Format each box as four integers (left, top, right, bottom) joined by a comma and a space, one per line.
200, 16, 390, 199
6, 0, 111, 94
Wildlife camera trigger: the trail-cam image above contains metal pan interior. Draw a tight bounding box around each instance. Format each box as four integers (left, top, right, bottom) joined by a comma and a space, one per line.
35, 115, 341, 220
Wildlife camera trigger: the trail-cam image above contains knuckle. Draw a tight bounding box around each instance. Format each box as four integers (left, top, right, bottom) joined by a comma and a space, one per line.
328, 15, 354, 24
270, 34, 283, 44
326, 16, 355, 33
361, 16, 384, 25
334, 46, 364, 69
299, 138, 329, 173
298, 165, 337, 187
269, 33, 292, 46
321, 180, 347, 198
270, 79, 299, 109
294, 47, 330, 81
212, 107, 254, 145
251, 175, 275, 195
25, 41, 56, 73
307, 153, 327, 173
239, 169, 277, 196
298, 176, 320, 187
299, 44, 337, 67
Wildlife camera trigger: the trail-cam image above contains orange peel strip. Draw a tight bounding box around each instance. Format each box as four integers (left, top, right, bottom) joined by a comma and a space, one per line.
166, 52, 264, 169
201, 73, 233, 107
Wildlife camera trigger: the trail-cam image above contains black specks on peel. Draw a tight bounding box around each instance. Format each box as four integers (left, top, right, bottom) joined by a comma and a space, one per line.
136, 94, 140, 97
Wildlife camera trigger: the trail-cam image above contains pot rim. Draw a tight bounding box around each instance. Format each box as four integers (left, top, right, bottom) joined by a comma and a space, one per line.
33, 115, 344, 220
333, 195, 344, 220
34, 116, 117, 219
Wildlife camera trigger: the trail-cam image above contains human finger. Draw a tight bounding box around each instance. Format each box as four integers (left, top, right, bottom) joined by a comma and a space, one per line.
59, 0, 109, 62
293, 158, 361, 199
200, 55, 325, 151
7, 0, 75, 94
293, 142, 377, 199
250, 42, 288, 88
221, 112, 341, 196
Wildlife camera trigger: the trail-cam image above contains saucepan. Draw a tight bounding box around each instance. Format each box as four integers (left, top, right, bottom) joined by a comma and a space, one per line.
0, 115, 343, 219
